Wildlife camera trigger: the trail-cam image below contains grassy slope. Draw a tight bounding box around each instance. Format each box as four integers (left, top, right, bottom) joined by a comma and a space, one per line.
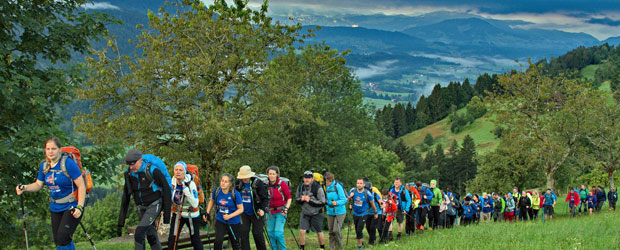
399, 109, 499, 155
398, 63, 606, 155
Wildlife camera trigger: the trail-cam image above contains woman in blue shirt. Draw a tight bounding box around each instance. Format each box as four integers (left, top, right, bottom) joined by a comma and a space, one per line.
206, 173, 243, 250
324, 172, 347, 250
15, 137, 86, 250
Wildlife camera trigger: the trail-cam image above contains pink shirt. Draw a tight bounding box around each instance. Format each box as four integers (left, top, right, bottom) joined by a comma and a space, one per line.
268, 178, 291, 213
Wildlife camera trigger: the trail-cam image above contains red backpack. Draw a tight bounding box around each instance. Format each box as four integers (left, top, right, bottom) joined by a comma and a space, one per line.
186, 164, 205, 212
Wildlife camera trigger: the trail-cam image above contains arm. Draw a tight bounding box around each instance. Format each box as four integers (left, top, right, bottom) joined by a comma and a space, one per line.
335, 184, 348, 206
309, 184, 326, 207
206, 197, 215, 217
257, 179, 270, 213
225, 190, 244, 219
153, 169, 171, 223
295, 184, 304, 205
369, 191, 378, 215
16, 180, 45, 194
185, 181, 199, 208
118, 174, 131, 229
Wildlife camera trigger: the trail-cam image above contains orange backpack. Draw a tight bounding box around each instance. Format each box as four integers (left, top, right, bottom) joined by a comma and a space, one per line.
186, 164, 205, 212
43, 146, 94, 202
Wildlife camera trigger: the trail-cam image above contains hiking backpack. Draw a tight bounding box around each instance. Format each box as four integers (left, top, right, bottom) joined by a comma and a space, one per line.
174, 164, 205, 213
42, 146, 93, 203
256, 174, 291, 202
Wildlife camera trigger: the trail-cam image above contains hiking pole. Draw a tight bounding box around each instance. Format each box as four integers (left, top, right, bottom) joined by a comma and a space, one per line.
19, 187, 29, 250
284, 215, 300, 249
71, 208, 96, 250
346, 209, 352, 247
173, 193, 185, 250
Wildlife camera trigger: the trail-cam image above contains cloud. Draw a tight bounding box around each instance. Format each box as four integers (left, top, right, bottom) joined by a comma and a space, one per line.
353, 60, 398, 80
81, 2, 119, 10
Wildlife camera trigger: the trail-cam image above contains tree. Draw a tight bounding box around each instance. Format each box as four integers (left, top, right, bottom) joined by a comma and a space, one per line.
424, 133, 434, 146
392, 103, 407, 138
0, 0, 113, 245
453, 135, 477, 193
582, 91, 620, 190
487, 62, 596, 190
393, 140, 422, 178
78, 0, 312, 191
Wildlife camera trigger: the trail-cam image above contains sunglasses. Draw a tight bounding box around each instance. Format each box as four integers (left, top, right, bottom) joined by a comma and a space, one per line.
126, 160, 137, 166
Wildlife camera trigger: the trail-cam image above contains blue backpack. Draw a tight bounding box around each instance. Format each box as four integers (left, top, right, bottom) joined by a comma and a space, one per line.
141, 154, 172, 192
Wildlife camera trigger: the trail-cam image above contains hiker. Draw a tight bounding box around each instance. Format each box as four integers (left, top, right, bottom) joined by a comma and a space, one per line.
416, 181, 434, 232
438, 190, 451, 228
379, 190, 398, 243
118, 149, 172, 250
15, 137, 86, 250
471, 194, 481, 223
348, 178, 378, 250
512, 187, 521, 221
587, 190, 597, 216
578, 185, 588, 215
206, 173, 243, 250
265, 166, 292, 250
429, 180, 443, 229
542, 189, 556, 221
608, 187, 617, 211
481, 192, 494, 222
295, 171, 327, 250
404, 181, 420, 236
518, 191, 530, 221
565, 188, 580, 217
444, 192, 459, 228
324, 172, 347, 250
388, 178, 411, 239
461, 197, 474, 226
235, 165, 269, 250
493, 193, 505, 222
503, 193, 515, 222
168, 162, 204, 250
366, 182, 383, 245
595, 186, 606, 212
531, 191, 541, 220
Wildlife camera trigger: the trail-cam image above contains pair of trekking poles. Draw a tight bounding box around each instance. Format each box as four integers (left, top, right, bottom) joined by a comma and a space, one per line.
18, 187, 96, 250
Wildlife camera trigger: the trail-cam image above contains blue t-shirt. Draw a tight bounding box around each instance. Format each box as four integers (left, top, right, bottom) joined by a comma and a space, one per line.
349, 188, 373, 216
37, 158, 81, 212
212, 189, 243, 224
173, 185, 184, 205
373, 192, 382, 215
544, 194, 555, 206
241, 183, 254, 216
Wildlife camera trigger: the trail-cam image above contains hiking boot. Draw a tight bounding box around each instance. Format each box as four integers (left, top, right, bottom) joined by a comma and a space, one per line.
397, 233, 401, 240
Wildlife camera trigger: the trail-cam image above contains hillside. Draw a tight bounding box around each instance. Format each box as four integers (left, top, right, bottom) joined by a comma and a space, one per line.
398, 108, 499, 154
398, 63, 606, 154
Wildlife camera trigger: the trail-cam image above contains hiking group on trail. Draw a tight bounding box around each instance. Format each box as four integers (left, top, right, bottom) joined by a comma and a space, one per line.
15, 138, 620, 250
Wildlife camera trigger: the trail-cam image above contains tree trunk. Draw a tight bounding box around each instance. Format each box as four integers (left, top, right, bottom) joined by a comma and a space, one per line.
545, 172, 556, 191
609, 170, 615, 191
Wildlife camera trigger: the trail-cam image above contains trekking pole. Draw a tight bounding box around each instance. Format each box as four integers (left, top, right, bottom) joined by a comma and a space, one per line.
19, 188, 29, 250
284, 215, 300, 249
261, 216, 271, 247
71, 208, 96, 250
172, 194, 185, 250
346, 208, 352, 247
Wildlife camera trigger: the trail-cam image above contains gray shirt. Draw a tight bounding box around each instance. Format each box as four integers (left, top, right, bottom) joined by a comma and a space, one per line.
295, 181, 326, 216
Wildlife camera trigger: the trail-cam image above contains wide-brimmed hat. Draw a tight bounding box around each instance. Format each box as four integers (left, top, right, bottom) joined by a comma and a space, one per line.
237, 165, 255, 179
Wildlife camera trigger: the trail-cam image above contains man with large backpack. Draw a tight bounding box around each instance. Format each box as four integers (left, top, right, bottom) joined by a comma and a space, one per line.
296, 171, 327, 250
596, 186, 606, 212
235, 165, 270, 250
118, 149, 172, 250
388, 178, 411, 240
404, 181, 420, 236
578, 185, 588, 215
348, 178, 378, 250
416, 181, 433, 232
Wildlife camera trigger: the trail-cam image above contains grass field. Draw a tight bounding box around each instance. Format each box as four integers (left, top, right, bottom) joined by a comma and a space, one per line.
74, 200, 619, 249
399, 109, 499, 155
580, 64, 599, 81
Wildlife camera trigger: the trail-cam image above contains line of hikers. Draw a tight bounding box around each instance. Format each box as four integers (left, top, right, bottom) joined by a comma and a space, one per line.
15, 140, 620, 250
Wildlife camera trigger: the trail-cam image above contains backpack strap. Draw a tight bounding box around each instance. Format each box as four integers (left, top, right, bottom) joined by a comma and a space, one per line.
144, 163, 154, 189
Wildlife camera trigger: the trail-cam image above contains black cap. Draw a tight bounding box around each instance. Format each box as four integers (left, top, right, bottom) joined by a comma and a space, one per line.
125, 149, 142, 163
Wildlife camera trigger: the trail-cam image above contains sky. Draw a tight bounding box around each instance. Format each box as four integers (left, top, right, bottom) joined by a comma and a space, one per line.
86, 0, 620, 40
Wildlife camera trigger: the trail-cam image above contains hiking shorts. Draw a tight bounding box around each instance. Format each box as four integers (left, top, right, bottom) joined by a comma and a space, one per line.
544, 205, 554, 215
395, 209, 405, 224
299, 213, 324, 233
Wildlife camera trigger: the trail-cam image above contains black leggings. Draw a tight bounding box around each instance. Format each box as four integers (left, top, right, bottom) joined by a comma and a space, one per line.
519, 207, 528, 221
50, 209, 81, 247
215, 220, 241, 250
168, 214, 204, 250
240, 213, 267, 250
417, 207, 428, 228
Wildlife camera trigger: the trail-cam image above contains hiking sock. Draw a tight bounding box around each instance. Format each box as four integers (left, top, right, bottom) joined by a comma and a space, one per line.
300, 245, 305, 250
397, 232, 401, 240
320, 245, 325, 250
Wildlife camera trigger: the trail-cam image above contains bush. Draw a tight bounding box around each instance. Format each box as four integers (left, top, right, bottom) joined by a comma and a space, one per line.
424, 133, 434, 146
74, 190, 139, 243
